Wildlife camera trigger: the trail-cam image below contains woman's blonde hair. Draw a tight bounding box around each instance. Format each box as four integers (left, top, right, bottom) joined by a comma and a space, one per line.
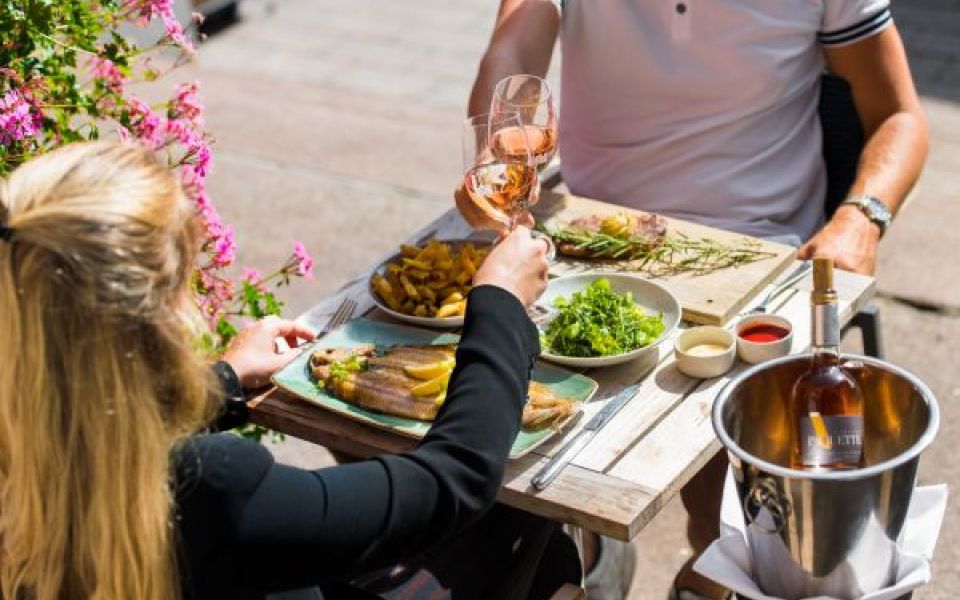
0, 143, 219, 599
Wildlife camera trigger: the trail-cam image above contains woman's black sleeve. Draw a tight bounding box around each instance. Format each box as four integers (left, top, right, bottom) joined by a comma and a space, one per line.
178, 285, 540, 595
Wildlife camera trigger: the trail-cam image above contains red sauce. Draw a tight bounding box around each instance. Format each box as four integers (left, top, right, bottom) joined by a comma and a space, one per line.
739, 324, 790, 343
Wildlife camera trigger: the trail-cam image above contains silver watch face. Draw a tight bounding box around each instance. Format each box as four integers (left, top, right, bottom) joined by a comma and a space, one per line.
863, 197, 892, 223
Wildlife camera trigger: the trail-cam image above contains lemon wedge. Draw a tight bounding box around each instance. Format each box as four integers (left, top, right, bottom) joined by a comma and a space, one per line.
411, 373, 450, 397
404, 359, 455, 381
809, 411, 833, 450
434, 391, 447, 406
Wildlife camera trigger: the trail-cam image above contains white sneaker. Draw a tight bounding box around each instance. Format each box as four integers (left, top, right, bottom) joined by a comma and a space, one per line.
584, 536, 636, 600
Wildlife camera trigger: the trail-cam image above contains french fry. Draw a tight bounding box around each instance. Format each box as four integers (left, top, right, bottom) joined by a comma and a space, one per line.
460, 253, 477, 277
403, 258, 432, 270
440, 291, 464, 305
436, 301, 465, 318
399, 275, 419, 300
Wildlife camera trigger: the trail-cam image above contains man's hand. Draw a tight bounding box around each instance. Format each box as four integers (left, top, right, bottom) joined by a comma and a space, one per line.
222, 316, 316, 389
797, 206, 880, 275
454, 184, 535, 231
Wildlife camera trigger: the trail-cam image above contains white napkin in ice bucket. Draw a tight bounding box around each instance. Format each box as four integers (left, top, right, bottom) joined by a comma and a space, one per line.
693, 469, 948, 600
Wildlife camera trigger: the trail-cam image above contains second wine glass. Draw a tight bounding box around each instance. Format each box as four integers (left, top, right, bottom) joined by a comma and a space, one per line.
491, 74, 558, 169
462, 111, 540, 232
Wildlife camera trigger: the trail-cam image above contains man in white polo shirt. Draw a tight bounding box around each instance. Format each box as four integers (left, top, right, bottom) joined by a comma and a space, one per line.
457, 1, 927, 598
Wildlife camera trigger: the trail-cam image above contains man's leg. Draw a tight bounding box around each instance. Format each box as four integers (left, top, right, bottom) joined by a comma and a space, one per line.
674, 450, 729, 599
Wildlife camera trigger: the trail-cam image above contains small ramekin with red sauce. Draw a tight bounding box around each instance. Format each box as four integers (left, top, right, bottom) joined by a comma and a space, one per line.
735, 314, 793, 364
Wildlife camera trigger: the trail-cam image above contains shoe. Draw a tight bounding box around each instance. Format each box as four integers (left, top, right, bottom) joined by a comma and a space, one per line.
584, 536, 636, 600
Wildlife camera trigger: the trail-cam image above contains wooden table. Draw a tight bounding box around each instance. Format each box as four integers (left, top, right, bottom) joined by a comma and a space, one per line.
248, 207, 875, 542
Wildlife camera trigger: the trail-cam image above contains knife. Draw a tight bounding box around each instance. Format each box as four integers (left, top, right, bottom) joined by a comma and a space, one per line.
531, 383, 643, 491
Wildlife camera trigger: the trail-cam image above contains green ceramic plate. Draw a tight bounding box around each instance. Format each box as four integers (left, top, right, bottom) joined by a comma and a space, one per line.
271, 319, 598, 458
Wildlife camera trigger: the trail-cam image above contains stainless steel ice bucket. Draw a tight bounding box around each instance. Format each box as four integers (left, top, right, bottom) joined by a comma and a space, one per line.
712, 354, 939, 599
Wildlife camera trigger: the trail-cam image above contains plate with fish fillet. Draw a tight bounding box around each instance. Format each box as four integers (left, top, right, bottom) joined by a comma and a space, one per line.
271, 319, 598, 458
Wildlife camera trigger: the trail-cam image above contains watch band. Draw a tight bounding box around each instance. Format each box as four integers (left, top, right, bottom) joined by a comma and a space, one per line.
841, 195, 891, 237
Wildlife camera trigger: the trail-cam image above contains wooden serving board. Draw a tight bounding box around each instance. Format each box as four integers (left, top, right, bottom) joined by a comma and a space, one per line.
533, 190, 796, 325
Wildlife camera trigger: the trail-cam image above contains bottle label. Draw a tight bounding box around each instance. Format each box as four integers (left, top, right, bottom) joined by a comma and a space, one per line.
799, 413, 863, 467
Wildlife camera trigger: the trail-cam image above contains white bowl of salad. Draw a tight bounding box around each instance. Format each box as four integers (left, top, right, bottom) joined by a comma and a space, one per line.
537, 274, 681, 368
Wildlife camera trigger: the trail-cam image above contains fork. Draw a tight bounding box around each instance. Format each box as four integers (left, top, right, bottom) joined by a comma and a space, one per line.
319, 297, 358, 338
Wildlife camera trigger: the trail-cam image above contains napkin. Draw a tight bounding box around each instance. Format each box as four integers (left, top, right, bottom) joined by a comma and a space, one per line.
694, 469, 948, 600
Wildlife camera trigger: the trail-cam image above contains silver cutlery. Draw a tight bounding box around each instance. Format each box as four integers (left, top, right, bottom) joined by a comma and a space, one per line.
319, 297, 357, 338
743, 261, 811, 315
531, 383, 643, 490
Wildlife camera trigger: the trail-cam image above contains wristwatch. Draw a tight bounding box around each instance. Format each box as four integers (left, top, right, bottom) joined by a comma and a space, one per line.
841, 195, 892, 237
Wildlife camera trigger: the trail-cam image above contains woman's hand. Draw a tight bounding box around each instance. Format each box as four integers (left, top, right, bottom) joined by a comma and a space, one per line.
474, 225, 550, 307
222, 317, 316, 389
797, 206, 880, 275
454, 184, 535, 231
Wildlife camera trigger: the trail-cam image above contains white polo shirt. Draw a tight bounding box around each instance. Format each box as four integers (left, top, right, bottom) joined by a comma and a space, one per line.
558, 0, 893, 245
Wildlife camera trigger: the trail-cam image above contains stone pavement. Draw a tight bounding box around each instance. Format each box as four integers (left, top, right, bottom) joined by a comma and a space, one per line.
191, 0, 959, 597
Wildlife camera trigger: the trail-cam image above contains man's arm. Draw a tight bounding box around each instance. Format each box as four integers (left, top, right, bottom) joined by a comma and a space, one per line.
798, 25, 929, 274
468, 0, 560, 117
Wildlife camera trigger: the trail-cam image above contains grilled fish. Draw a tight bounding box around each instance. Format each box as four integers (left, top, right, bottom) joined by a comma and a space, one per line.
310, 344, 576, 430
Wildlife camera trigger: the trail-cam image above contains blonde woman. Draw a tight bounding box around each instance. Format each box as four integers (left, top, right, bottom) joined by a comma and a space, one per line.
0, 142, 553, 599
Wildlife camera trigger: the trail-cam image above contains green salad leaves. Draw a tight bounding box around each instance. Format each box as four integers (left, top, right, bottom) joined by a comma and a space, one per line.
541, 278, 665, 357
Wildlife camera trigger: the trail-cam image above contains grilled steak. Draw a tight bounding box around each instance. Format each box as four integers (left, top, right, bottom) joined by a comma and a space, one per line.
558, 212, 668, 258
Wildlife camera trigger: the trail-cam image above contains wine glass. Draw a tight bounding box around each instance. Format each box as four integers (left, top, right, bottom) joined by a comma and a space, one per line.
462, 111, 540, 231
490, 75, 558, 170
462, 111, 555, 260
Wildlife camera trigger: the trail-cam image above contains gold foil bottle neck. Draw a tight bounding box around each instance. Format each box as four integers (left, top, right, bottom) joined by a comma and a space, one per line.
812, 257, 838, 305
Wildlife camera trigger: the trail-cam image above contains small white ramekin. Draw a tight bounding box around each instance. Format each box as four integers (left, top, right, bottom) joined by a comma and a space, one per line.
674, 326, 737, 378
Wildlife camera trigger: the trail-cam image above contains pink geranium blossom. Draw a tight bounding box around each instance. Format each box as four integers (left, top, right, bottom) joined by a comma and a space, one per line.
126, 95, 164, 149
292, 242, 315, 278
0, 89, 41, 146
161, 12, 195, 52
171, 82, 204, 126
212, 226, 236, 267
90, 57, 126, 92
124, 0, 195, 52
241, 267, 265, 291
124, 0, 173, 25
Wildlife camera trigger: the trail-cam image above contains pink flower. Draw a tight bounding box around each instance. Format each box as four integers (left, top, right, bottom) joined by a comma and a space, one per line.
189, 141, 212, 176
161, 11, 195, 52
170, 81, 204, 127
212, 226, 236, 268
292, 241, 315, 278
196, 269, 235, 324
241, 267, 265, 291
124, 0, 195, 52
180, 165, 206, 198
0, 89, 41, 146
124, 0, 174, 26
126, 95, 164, 149
90, 57, 126, 92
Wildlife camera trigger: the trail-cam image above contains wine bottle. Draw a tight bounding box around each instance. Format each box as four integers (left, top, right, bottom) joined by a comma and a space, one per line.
789, 258, 865, 470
